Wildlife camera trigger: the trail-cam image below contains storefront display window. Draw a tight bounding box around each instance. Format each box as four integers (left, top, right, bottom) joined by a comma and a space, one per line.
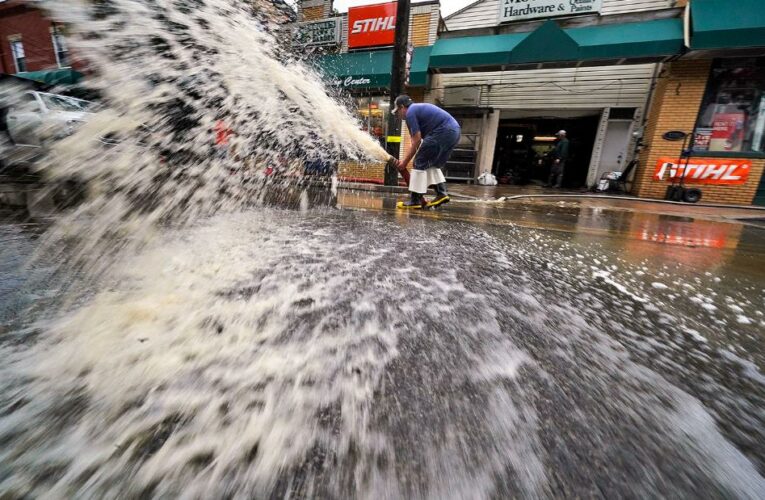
693, 57, 765, 155
355, 96, 389, 146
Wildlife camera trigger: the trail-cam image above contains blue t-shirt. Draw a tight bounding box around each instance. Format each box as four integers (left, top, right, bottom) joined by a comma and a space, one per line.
405, 103, 459, 138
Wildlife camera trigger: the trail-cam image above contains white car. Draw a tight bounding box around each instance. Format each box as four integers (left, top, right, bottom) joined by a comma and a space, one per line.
1, 90, 94, 170
5, 90, 92, 145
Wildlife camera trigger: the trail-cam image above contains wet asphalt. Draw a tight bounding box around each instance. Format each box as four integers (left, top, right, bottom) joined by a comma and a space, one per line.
1, 193, 764, 498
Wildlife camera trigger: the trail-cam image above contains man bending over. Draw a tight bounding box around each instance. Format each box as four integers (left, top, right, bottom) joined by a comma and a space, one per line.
393, 95, 461, 209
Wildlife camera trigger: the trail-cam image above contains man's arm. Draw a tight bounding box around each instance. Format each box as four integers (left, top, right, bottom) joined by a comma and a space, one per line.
397, 131, 422, 169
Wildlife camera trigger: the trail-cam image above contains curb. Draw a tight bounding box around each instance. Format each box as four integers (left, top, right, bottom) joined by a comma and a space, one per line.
495, 194, 765, 211
337, 181, 765, 211
339, 182, 408, 194
338, 182, 475, 200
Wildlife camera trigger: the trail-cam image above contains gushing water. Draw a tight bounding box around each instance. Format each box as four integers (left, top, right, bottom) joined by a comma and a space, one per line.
25, 0, 387, 264
2, 0, 765, 497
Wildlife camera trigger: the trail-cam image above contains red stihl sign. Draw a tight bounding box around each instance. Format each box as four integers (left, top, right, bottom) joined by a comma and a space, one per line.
348, 2, 397, 49
653, 157, 751, 185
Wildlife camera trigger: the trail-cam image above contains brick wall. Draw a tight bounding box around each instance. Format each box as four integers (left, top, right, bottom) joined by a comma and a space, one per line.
634, 59, 765, 205
301, 5, 325, 22
0, 3, 57, 73
338, 160, 386, 181
411, 13, 431, 47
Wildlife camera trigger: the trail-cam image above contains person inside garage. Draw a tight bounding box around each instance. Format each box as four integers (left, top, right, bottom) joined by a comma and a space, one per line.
547, 129, 570, 188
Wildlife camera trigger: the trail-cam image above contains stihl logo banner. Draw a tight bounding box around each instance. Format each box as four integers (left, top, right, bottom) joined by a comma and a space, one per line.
348, 2, 397, 48
653, 157, 751, 185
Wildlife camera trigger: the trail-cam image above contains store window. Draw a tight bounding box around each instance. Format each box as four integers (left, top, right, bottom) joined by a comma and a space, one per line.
51, 26, 70, 68
355, 96, 389, 146
10, 39, 26, 73
693, 57, 765, 155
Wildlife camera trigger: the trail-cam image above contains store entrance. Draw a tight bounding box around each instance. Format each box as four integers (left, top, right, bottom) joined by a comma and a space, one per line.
492, 115, 600, 188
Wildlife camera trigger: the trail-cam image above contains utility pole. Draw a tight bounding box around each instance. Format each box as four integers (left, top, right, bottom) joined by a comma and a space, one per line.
384, 0, 411, 186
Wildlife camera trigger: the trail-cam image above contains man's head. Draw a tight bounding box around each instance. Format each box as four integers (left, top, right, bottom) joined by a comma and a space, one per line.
556, 130, 567, 138
393, 94, 413, 119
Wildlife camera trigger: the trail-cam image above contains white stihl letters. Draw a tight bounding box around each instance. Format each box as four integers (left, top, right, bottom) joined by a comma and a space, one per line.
351, 16, 395, 34
653, 158, 751, 185
722, 165, 742, 181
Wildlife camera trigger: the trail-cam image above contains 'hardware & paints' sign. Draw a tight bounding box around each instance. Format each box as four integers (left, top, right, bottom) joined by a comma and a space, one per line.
653, 157, 751, 185
295, 18, 341, 46
348, 2, 397, 49
499, 0, 602, 22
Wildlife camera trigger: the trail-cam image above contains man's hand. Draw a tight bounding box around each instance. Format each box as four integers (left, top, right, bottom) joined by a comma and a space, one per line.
396, 159, 408, 170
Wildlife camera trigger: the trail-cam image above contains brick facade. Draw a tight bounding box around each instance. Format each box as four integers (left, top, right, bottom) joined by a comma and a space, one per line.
0, 2, 59, 73
411, 13, 431, 47
634, 59, 765, 205
300, 5, 325, 22
338, 160, 386, 181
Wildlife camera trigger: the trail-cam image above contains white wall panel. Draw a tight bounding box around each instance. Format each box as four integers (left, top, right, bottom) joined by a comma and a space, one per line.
445, 0, 499, 30
445, 0, 675, 30
601, 0, 673, 15
439, 64, 657, 110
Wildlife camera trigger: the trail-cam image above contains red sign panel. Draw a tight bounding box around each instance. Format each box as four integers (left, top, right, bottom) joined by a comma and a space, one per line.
653, 157, 751, 185
710, 112, 746, 151
348, 2, 397, 49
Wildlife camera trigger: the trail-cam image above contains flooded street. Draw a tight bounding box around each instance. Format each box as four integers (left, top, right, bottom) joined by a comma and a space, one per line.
1, 197, 764, 498
1, 0, 764, 495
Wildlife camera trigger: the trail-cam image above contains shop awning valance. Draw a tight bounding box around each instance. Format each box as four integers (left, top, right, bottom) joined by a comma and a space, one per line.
569, 18, 685, 61
429, 32, 527, 69
316, 46, 430, 90
430, 19, 684, 72
15, 68, 84, 85
409, 46, 431, 87
690, 0, 765, 50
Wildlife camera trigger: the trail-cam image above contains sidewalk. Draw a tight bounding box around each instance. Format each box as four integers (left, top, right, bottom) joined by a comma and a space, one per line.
337, 180, 765, 222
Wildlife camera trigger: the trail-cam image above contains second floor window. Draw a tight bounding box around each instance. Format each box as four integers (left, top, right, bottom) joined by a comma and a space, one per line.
52, 26, 69, 68
10, 39, 26, 73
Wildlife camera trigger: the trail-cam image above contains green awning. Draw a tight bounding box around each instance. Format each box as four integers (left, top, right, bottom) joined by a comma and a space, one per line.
429, 32, 526, 69
409, 46, 431, 86
15, 68, 84, 85
691, 0, 765, 50
569, 18, 685, 60
430, 19, 684, 70
317, 47, 430, 89
510, 20, 580, 64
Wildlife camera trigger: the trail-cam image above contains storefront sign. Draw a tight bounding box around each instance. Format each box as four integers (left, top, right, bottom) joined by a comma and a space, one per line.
499, 0, 602, 23
348, 2, 397, 49
331, 75, 372, 87
653, 157, 751, 185
295, 18, 341, 46
693, 128, 713, 152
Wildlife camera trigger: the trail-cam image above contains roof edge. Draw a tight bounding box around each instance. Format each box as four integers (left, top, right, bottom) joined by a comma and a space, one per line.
444, 0, 486, 21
